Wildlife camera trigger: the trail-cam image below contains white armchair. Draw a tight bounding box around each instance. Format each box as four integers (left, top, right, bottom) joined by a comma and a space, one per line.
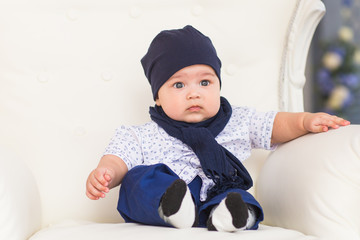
1, 0, 359, 240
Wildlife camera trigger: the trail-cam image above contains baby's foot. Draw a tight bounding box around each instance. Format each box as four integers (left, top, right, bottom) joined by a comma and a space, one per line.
158, 179, 196, 228
207, 192, 249, 232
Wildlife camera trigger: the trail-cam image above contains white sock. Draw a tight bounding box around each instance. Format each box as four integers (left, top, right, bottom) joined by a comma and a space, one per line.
210, 198, 241, 232
158, 179, 196, 229
246, 206, 256, 230
207, 193, 254, 232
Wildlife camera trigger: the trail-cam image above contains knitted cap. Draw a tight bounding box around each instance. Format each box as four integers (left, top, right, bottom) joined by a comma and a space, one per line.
141, 25, 222, 100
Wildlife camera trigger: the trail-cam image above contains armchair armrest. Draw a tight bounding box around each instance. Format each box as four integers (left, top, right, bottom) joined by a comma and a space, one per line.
0, 147, 42, 240
257, 125, 360, 240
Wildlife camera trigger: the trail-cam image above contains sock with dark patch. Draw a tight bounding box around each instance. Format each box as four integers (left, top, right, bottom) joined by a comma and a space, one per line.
207, 192, 249, 232
158, 179, 196, 228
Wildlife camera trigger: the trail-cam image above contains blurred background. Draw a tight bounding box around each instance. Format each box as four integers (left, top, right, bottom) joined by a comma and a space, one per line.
305, 0, 360, 123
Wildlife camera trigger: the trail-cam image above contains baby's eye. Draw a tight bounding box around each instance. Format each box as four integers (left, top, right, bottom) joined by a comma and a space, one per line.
200, 80, 210, 86
173, 82, 185, 89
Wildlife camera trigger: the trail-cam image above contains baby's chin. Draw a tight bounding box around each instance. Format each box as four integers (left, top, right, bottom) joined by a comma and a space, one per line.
181, 114, 214, 123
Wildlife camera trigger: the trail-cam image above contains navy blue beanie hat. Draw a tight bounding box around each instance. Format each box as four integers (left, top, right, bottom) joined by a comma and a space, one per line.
141, 25, 222, 100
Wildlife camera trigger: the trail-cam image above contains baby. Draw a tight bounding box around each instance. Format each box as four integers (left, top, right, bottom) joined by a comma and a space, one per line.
86, 25, 350, 232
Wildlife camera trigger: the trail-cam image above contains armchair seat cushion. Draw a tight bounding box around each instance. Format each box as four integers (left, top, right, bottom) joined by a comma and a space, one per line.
29, 221, 320, 240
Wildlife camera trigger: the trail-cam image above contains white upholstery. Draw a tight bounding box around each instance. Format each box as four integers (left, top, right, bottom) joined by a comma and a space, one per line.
258, 125, 360, 240
2, 0, 359, 240
0, 148, 41, 240
28, 221, 320, 240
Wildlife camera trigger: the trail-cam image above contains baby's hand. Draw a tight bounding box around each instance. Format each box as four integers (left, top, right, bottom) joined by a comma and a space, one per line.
86, 167, 113, 200
303, 112, 350, 133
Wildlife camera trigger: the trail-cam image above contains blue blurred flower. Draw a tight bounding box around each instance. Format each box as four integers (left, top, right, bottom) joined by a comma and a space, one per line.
339, 73, 359, 88
342, 0, 354, 7
330, 46, 346, 58
343, 91, 354, 108
316, 68, 334, 94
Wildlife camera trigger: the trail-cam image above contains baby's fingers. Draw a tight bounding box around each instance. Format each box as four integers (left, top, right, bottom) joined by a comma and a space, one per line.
309, 124, 329, 133
94, 168, 110, 187
104, 169, 113, 183
332, 116, 350, 126
86, 182, 106, 200
323, 116, 349, 129
316, 115, 350, 132
92, 171, 110, 192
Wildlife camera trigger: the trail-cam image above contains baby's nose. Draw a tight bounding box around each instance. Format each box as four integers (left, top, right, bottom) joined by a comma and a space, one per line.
186, 87, 200, 99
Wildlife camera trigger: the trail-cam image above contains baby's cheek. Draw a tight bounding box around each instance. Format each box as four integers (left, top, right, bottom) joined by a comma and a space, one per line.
162, 106, 181, 120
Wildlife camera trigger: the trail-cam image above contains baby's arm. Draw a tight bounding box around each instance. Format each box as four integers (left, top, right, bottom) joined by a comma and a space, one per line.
86, 154, 128, 200
271, 112, 350, 144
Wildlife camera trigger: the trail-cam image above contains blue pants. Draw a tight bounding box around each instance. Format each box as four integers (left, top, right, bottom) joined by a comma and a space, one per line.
117, 164, 263, 229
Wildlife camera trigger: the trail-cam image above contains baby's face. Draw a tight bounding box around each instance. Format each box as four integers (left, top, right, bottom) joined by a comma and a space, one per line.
156, 64, 221, 123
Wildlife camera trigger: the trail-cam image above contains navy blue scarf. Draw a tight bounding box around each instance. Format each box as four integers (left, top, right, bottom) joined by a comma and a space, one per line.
149, 97, 253, 199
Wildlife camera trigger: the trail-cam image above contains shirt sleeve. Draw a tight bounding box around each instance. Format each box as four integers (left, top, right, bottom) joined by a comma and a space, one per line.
248, 110, 278, 150
103, 125, 144, 170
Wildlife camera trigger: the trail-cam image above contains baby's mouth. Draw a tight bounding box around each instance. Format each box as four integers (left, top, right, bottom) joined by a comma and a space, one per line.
188, 105, 201, 112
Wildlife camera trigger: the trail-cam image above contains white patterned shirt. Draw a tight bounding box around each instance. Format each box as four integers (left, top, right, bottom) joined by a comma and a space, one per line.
104, 106, 277, 201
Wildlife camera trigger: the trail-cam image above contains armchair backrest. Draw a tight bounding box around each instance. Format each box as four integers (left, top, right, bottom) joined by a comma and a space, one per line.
0, 0, 325, 227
